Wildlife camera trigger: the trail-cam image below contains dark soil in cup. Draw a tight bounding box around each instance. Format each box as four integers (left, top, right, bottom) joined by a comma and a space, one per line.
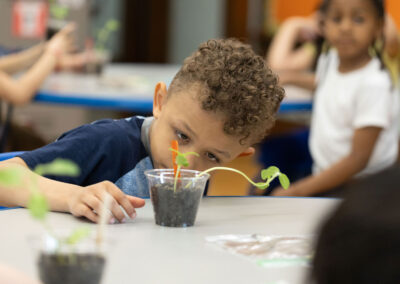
38, 253, 105, 284
150, 183, 204, 227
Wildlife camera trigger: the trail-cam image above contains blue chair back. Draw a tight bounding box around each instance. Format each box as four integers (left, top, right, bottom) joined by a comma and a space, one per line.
0, 151, 24, 161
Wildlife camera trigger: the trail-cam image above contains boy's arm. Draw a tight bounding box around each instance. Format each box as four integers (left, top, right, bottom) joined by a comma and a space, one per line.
279, 71, 316, 91
0, 43, 45, 75
272, 126, 382, 196
0, 157, 145, 223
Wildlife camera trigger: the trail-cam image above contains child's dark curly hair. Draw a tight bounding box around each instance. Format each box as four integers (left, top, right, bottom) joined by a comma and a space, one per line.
168, 38, 285, 145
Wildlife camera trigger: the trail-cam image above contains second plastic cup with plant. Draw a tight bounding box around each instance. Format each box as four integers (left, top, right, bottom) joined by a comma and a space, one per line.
145, 141, 290, 228
0, 159, 108, 284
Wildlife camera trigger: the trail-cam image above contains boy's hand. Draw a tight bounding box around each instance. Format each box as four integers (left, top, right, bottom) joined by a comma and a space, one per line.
67, 181, 145, 223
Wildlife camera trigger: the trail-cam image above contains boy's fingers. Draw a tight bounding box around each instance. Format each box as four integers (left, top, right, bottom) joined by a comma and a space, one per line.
84, 209, 99, 223
127, 196, 146, 208
72, 204, 98, 223
108, 198, 126, 222
82, 195, 102, 216
102, 182, 135, 221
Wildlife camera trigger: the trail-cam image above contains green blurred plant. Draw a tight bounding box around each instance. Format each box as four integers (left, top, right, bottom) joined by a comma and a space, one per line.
95, 19, 120, 52
0, 159, 90, 248
49, 0, 70, 20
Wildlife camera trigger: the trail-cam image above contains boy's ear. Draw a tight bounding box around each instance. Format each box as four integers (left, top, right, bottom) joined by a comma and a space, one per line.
238, 147, 255, 157
153, 82, 168, 118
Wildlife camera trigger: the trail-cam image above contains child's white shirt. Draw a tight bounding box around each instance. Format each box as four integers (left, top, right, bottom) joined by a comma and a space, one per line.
310, 49, 399, 177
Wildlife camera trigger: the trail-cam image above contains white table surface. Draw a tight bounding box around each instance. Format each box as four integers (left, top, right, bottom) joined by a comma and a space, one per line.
0, 197, 339, 284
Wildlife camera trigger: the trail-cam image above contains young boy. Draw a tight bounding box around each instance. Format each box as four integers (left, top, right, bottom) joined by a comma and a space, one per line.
0, 39, 284, 223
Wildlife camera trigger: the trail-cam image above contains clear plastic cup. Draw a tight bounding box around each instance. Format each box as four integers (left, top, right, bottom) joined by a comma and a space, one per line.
144, 169, 210, 227
28, 232, 107, 284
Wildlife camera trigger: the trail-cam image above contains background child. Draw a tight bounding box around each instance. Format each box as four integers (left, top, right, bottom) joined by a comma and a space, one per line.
0, 38, 285, 223
268, 9, 399, 78
311, 165, 400, 284
272, 0, 399, 196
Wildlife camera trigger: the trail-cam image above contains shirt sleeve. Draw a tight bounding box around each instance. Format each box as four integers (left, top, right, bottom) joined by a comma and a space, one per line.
18, 118, 146, 186
353, 79, 393, 129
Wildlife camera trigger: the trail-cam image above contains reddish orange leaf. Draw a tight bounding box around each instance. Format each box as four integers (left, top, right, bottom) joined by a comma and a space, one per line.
171, 140, 180, 177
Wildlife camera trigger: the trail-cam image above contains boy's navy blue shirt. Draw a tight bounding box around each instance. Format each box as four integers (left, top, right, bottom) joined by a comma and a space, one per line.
18, 116, 153, 198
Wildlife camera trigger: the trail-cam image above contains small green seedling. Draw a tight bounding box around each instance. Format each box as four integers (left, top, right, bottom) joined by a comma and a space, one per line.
169, 148, 199, 192
170, 148, 290, 192
0, 159, 90, 249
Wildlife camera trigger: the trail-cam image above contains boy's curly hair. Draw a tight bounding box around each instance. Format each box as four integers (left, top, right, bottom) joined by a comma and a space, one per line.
169, 38, 284, 145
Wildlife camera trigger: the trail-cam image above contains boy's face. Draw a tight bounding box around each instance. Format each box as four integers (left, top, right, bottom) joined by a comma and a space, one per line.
149, 82, 254, 171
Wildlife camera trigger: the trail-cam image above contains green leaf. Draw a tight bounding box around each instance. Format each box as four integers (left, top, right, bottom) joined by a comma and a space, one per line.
176, 155, 189, 167
0, 168, 22, 187
279, 174, 290, 190
50, 5, 69, 20
34, 159, 80, 177
28, 192, 48, 220
255, 182, 269, 190
101, 29, 109, 41
106, 20, 120, 31
66, 227, 91, 245
261, 166, 280, 180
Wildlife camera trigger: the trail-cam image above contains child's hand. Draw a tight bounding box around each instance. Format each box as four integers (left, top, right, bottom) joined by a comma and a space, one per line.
298, 17, 320, 42
46, 23, 76, 58
67, 181, 145, 223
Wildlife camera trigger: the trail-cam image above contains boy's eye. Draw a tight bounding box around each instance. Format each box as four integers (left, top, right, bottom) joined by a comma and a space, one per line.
205, 152, 220, 163
176, 131, 190, 143
353, 16, 364, 23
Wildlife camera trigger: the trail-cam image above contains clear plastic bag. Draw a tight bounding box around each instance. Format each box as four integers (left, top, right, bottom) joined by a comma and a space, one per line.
206, 234, 313, 268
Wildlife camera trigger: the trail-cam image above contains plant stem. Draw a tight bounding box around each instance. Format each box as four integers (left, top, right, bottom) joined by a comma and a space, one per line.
186, 167, 280, 190
173, 165, 181, 192
196, 167, 260, 186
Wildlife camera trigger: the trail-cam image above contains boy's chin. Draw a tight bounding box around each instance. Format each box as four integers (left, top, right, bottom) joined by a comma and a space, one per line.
153, 162, 169, 169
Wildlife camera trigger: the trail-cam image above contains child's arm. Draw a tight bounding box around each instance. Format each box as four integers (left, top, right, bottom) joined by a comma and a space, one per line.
0, 24, 74, 105
0, 43, 46, 74
384, 14, 400, 59
267, 16, 320, 72
0, 157, 145, 223
272, 126, 382, 196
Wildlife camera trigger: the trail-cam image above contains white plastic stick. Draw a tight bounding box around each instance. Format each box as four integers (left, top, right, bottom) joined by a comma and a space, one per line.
96, 192, 112, 247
